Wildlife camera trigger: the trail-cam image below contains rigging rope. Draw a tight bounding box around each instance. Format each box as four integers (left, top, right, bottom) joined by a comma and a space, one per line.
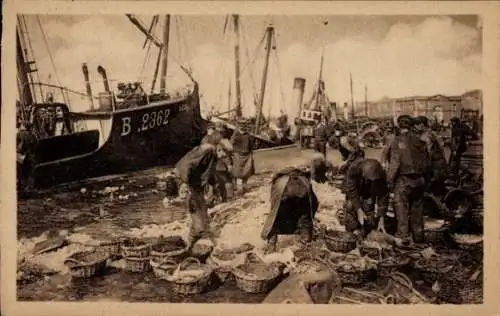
174, 16, 183, 65
271, 31, 287, 115
138, 25, 154, 83
240, 22, 265, 106
20, 16, 44, 103
36, 16, 67, 104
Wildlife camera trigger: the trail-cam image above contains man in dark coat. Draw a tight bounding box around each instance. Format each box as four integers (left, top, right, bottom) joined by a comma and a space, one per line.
310, 151, 336, 184
202, 121, 234, 201
231, 124, 255, 193
313, 116, 329, 157
175, 143, 219, 250
386, 115, 432, 244
261, 167, 319, 253
414, 115, 448, 196
449, 117, 478, 174
343, 158, 389, 238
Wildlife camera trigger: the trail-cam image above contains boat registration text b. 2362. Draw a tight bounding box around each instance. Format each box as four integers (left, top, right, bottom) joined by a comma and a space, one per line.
121, 109, 171, 136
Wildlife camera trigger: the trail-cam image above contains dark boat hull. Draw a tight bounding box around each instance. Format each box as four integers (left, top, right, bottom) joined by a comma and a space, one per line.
26, 88, 206, 189
211, 118, 295, 150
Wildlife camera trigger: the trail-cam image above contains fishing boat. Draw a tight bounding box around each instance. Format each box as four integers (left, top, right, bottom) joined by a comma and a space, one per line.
293, 48, 339, 148
16, 15, 206, 192
208, 15, 294, 150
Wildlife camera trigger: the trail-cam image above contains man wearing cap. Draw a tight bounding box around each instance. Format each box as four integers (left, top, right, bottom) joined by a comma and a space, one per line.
414, 115, 447, 196
202, 121, 234, 202
386, 115, 431, 244
343, 158, 389, 238
231, 123, 255, 194
175, 143, 220, 250
449, 117, 478, 175
313, 116, 329, 157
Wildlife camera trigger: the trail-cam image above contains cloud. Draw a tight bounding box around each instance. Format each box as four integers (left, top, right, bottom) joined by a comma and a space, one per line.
26, 15, 481, 119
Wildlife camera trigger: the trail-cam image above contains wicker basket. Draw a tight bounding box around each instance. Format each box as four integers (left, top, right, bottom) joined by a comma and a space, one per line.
378, 257, 411, 277
163, 257, 214, 295
64, 249, 109, 279
124, 257, 151, 273
100, 238, 125, 260
207, 250, 239, 282
359, 244, 383, 261
330, 253, 377, 285
452, 234, 483, 252
150, 257, 178, 280
121, 238, 151, 259
232, 254, 283, 294
150, 238, 188, 264
438, 269, 483, 304
324, 230, 357, 253
424, 225, 449, 244
413, 257, 458, 284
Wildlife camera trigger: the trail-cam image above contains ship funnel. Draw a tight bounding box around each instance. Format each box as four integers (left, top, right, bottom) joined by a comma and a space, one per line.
97, 65, 110, 93
292, 77, 306, 119
81, 63, 94, 110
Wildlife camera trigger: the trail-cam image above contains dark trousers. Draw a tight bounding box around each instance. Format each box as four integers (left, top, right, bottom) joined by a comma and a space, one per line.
344, 199, 377, 237
186, 186, 214, 246
393, 175, 426, 242
314, 141, 327, 157
215, 170, 233, 202
449, 150, 463, 174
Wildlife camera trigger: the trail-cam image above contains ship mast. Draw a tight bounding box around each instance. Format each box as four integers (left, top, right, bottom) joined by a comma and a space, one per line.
159, 15, 171, 96
350, 72, 354, 119
232, 14, 242, 118
254, 25, 274, 135
315, 49, 325, 111
16, 28, 34, 108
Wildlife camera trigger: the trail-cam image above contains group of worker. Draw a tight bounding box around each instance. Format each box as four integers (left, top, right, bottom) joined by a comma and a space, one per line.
171, 113, 476, 253
262, 113, 477, 252
173, 120, 255, 251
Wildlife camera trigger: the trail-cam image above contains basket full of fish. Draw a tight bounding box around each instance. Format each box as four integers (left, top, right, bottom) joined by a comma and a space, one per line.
162, 257, 215, 295
64, 248, 110, 279
328, 253, 378, 285
207, 243, 254, 282
323, 230, 358, 253
150, 235, 188, 263
232, 252, 285, 294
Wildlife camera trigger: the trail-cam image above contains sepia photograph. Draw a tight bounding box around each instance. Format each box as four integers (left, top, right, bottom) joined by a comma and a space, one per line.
8, 7, 492, 309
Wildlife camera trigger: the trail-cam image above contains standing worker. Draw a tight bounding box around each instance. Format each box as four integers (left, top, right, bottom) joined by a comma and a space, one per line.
202, 121, 234, 202
175, 143, 220, 250
313, 116, 329, 157
414, 116, 448, 197
343, 158, 390, 238
231, 123, 255, 194
386, 115, 432, 244
449, 117, 478, 175
261, 167, 319, 253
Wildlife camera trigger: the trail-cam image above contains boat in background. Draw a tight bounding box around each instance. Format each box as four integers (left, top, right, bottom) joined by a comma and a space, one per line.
207, 15, 294, 150
16, 15, 206, 192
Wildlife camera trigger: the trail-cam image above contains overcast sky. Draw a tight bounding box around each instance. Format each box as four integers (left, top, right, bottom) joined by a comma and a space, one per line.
22, 14, 482, 117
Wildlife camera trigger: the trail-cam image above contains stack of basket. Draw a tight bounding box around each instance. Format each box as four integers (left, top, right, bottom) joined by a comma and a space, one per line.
121, 238, 152, 273
150, 236, 188, 278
